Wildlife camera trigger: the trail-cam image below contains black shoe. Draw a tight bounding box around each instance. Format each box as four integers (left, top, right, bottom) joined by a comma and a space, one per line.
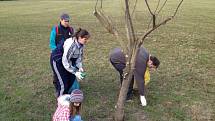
126, 94, 133, 102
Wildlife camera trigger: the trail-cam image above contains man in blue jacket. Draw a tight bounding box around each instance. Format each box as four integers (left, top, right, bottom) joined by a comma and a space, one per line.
49, 13, 75, 96
49, 13, 74, 51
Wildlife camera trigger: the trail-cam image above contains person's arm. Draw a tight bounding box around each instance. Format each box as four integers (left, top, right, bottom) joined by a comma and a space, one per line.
57, 111, 70, 121
134, 63, 147, 106
62, 38, 77, 74
135, 47, 150, 96
49, 26, 57, 51
75, 48, 83, 69
57, 94, 71, 107
135, 47, 149, 106
134, 67, 146, 96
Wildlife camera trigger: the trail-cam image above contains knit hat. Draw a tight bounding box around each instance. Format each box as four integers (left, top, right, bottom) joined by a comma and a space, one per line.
60, 13, 70, 21
70, 89, 84, 103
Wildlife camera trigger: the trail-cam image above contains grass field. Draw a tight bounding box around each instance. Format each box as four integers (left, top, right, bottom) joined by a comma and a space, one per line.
0, 0, 214, 120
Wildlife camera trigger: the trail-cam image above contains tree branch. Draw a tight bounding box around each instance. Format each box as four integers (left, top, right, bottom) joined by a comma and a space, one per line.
173, 0, 184, 17
139, 17, 171, 46
125, 0, 136, 47
154, 0, 161, 13
94, 6, 126, 49
140, 0, 183, 46
131, 0, 138, 17
145, 0, 156, 28
145, 0, 153, 16
158, 0, 168, 14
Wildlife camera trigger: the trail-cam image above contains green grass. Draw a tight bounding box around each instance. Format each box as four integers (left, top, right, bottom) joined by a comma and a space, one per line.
0, 0, 214, 120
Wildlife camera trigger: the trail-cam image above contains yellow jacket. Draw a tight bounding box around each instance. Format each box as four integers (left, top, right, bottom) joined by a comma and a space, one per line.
144, 67, 150, 85
133, 67, 150, 89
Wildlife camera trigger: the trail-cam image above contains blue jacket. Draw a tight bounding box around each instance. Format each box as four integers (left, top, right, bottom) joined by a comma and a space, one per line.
70, 115, 83, 121
49, 23, 74, 51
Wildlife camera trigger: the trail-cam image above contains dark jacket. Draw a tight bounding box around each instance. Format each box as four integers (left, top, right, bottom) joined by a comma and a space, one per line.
49, 23, 74, 51
110, 47, 149, 95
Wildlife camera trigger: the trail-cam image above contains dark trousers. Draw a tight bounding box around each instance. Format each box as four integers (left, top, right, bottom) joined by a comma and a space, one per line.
50, 56, 75, 97
110, 59, 134, 99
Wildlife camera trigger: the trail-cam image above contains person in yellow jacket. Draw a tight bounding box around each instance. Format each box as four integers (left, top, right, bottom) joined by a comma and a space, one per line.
110, 47, 160, 106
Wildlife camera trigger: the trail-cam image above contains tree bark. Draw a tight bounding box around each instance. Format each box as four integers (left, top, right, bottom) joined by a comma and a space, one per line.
114, 48, 138, 121
94, 0, 184, 120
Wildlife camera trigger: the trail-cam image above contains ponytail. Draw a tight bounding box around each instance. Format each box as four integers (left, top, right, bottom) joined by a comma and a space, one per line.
73, 28, 90, 39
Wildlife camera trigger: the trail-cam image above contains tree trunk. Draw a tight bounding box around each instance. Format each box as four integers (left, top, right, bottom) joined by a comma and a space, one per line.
114, 69, 133, 121
114, 48, 138, 121
94, 0, 184, 120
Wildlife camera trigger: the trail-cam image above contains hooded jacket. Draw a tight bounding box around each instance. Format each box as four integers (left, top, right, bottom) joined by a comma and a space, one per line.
110, 47, 149, 95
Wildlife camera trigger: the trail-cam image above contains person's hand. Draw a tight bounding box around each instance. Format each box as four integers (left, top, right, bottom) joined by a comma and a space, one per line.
75, 72, 84, 80
79, 68, 84, 72
140, 96, 147, 106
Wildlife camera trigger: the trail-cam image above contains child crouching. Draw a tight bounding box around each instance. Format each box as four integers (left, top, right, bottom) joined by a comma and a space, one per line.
53, 89, 84, 121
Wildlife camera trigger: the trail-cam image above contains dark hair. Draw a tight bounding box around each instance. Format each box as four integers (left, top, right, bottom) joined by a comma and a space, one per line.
150, 56, 160, 68
74, 28, 90, 39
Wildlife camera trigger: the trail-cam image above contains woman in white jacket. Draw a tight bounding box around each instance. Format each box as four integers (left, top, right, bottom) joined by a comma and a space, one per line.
50, 28, 90, 97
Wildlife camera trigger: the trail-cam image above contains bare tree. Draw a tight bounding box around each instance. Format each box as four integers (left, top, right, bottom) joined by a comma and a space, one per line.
94, 0, 184, 120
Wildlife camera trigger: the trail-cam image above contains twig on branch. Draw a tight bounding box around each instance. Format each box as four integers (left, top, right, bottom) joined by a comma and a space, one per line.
140, 0, 183, 46
154, 0, 161, 13
145, 0, 153, 16
145, 0, 156, 28
100, 0, 103, 8
131, 0, 138, 17
94, 0, 126, 49
147, 0, 167, 29
158, 0, 168, 14
125, 0, 136, 48
140, 17, 171, 46
173, 0, 184, 17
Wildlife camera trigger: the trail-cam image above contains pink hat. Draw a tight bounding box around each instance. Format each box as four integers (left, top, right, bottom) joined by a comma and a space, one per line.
70, 89, 84, 103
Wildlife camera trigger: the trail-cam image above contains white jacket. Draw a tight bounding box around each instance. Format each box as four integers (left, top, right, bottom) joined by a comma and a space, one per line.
62, 37, 84, 74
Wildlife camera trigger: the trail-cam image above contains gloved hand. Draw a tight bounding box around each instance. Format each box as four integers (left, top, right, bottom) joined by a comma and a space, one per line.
81, 72, 86, 78
140, 96, 147, 106
75, 72, 84, 80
